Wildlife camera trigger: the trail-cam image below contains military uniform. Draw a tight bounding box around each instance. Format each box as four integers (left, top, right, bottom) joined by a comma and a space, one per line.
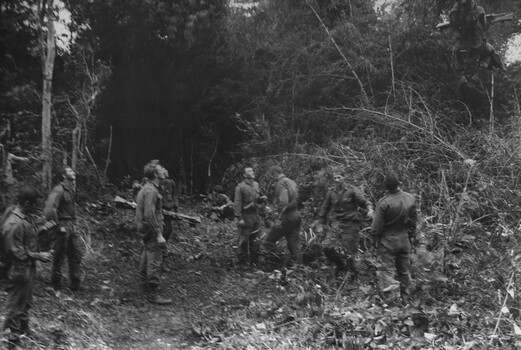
136, 181, 164, 292
234, 179, 262, 266
372, 188, 417, 301
209, 192, 233, 221
264, 175, 302, 269
2, 207, 41, 346
44, 181, 84, 291
159, 178, 178, 242
449, 0, 501, 71
319, 183, 373, 276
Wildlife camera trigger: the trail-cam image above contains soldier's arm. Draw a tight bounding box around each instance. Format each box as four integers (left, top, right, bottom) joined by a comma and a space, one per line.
275, 183, 289, 219
478, 6, 489, 31
8, 153, 30, 163
408, 199, 418, 238
44, 186, 63, 222
371, 201, 386, 238
7, 224, 30, 261
7, 225, 29, 261
233, 185, 242, 219
353, 187, 374, 212
172, 180, 179, 210
144, 189, 161, 237
223, 194, 232, 206
318, 191, 332, 223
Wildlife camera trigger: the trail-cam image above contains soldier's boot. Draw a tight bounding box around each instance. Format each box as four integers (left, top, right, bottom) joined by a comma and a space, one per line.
70, 277, 83, 292
346, 258, 358, 283
145, 283, 173, 305
20, 319, 31, 337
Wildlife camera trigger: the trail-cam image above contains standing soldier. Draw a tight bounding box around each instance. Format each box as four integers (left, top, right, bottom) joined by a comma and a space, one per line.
158, 166, 178, 272
372, 176, 417, 304
234, 166, 264, 269
44, 166, 84, 294
2, 187, 52, 349
135, 161, 172, 305
318, 167, 374, 281
264, 165, 303, 271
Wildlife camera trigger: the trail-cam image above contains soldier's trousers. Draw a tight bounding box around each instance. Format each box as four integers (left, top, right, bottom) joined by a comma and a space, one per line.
52, 221, 85, 291
4, 264, 35, 344
139, 238, 162, 292
264, 216, 303, 267
161, 216, 175, 264
237, 212, 260, 265
376, 236, 412, 301
452, 41, 494, 71
323, 221, 360, 274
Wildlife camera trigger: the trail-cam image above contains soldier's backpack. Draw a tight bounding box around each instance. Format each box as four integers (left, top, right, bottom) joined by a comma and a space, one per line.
0, 205, 15, 279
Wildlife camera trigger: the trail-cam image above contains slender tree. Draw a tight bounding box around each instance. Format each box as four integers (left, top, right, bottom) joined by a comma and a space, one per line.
40, 0, 56, 190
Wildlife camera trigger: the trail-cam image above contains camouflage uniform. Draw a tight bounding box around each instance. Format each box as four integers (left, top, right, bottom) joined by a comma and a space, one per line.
372, 189, 417, 301
234, 179, 262, 266
2, 207, 41, 345
264, 175, 302, 268
44, 182, 84, 291
319, 183, 373, 276
136, 181, 164, 292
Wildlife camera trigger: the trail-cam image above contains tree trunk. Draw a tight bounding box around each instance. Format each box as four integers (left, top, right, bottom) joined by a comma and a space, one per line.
41, 0, 56, 190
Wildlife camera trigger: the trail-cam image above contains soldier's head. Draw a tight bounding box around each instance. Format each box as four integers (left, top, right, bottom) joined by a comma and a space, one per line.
144, 161, 162, 180
384, 175, 400, 192
157, 166, 169, 180
243, 167, 255, 180
17, 186, 41, 214
459, 0, 471, 10
331, 166, 347, 185
61, 166, 76, 182
268, 165, 283, 180
212, 185, 224, 194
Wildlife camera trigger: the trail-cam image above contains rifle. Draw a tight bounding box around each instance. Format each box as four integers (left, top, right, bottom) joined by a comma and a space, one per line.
113, 195, 201, 225
436, 12, 513, 31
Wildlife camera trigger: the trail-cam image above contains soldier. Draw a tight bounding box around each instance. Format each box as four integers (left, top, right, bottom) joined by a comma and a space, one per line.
234, 166, 265, 268
158, 166, 178, 272
43, 166, 84, 294
318, 167, 374, 281
2, 187, 52, 349
263, 166, 303, 271
449, 0, 504, 73
208, 185, 233, 221
372, 176, 417, 304
135, 161, 172, 305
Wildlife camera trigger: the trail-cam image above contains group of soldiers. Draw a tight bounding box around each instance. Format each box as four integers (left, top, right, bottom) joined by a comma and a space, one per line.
5, 1, 505, 347
232, 165, 417, 303
133, 160, 418, 307
1, 166, 82, 348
